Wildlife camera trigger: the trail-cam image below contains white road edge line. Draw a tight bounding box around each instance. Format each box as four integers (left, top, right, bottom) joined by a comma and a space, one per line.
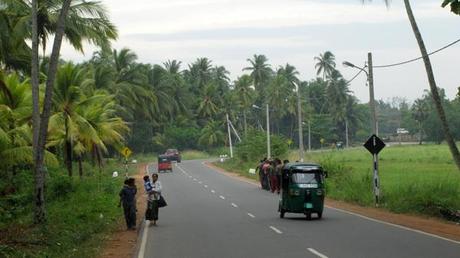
247, 213, 255, 218
231, 203, 238, 208
219, 195, 226, 200
326, 205, 460, 245
308, 248, 328, 258
269, 226, 282, 234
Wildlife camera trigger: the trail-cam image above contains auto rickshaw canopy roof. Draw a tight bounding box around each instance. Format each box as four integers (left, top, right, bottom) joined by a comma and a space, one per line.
283, 163, 323, 173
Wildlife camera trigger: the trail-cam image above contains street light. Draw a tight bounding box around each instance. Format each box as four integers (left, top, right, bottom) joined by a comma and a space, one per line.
252, 104, 271, 158
342, 55, 377, 136
293, 82, 304, 162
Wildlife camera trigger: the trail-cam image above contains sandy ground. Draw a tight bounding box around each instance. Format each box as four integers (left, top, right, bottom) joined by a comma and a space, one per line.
100, 163, 149, 258
206, 161, 460, 242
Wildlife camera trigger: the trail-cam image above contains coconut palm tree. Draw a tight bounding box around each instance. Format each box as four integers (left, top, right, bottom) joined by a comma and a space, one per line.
411, 99, 429, 145
364, 0, 460, 169
243, 55, 272, 94
442, 0, 460, 15
198, 120, 225, 147
50, 62, 86, 176
1, 0, 118, 55
234, 75, 254, 136
314, 51, 336, 80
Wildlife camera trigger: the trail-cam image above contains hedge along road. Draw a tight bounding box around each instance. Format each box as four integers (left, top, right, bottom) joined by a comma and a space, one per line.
139, 160, 460, 258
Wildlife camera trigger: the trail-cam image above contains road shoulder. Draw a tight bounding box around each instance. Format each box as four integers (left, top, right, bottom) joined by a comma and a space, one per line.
205, 161, 460, 242
99, 163, 149, 258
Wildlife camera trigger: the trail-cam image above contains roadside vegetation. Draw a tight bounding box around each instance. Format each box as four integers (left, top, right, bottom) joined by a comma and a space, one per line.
1, 0, 460, 256
0, 160, 139, 258
216, 143, 460, 220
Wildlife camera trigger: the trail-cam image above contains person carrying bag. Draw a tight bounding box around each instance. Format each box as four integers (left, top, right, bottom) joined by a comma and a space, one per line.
145, 173, 166, 226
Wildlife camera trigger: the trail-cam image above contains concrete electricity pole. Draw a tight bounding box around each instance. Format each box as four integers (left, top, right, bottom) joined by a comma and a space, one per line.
368, 52, 377, 135
295, 82, 304, 162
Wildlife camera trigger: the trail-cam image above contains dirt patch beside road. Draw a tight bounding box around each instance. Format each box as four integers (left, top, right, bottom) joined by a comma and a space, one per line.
100, 163, 150, 258
206, 161, 460, 243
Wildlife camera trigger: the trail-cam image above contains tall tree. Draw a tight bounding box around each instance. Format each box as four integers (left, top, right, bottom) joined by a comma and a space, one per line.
234, 75, 254, 136
411, 99, 429, 144
32, 0, 73, 224
364, 0, 460, 170
243, 54, 272, 94
314, 51, 336, 80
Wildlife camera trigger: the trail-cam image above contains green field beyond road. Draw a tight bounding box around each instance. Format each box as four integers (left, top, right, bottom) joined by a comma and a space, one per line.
219, 144, 460, 219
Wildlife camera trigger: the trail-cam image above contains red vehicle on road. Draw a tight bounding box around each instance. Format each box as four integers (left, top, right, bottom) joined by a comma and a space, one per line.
158, 155, 172, 173
165, 148, 181, 163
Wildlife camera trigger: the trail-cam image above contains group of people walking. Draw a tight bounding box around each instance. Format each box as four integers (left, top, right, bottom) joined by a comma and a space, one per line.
118, 173, 164, 230
256, 158, 289, 194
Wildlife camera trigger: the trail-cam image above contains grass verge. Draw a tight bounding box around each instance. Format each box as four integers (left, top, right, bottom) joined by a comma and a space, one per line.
214, 144, 460, 220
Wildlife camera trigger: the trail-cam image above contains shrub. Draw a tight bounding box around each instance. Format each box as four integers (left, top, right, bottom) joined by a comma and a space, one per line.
235, 130, 288, 161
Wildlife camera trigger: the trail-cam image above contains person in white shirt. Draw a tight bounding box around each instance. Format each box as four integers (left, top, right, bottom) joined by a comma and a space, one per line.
149, 173, 162, 225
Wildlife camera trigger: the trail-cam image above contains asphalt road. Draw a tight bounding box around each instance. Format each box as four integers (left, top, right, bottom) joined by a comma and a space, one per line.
141, 160, 460, 258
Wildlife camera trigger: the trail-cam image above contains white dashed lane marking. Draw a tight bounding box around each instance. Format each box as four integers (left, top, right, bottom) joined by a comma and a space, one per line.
211, 190, 216, 193
269, 226, 282, 234
308, 248, 329, 258
219, 195, 226, 200
247, 213, 255, 218
231, 203, 238, 208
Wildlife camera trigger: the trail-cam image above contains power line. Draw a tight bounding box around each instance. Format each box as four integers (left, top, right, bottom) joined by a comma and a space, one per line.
373, 38, 460, 68
346, 69, 365, 84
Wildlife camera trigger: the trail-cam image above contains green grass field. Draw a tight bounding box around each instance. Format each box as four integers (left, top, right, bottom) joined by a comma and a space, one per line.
217, 144, 460, 219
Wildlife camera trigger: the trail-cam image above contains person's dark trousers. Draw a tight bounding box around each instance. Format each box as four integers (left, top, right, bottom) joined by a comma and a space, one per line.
123, 204, 136, 229
152, 200, 159, 221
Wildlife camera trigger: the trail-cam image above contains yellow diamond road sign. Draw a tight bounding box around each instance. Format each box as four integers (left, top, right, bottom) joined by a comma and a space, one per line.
121, 147, 132, 158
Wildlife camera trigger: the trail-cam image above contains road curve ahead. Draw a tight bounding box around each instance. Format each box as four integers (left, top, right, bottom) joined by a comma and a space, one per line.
141, 160, 460, 258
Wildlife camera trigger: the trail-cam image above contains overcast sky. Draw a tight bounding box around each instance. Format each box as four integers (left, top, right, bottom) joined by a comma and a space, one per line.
59, 0, 460, 103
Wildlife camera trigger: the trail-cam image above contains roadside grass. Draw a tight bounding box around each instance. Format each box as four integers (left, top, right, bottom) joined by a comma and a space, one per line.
0, 161, 139, 258
215, 144, 460, 219
181, 150, 213, 160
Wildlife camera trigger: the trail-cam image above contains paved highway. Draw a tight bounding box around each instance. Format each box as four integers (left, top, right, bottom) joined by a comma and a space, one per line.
140, 160, 460, 258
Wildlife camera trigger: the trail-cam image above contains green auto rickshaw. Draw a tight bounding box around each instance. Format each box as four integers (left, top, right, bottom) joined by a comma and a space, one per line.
278, 163, 327, 220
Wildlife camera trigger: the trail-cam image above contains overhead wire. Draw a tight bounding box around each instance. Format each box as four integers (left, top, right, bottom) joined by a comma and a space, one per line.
373, 38, 460, 68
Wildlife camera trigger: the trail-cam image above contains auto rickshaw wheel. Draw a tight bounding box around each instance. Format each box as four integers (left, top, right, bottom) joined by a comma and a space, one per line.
280, 210, 285, 219
317, 212, 323, 219
306, 213, 312, 220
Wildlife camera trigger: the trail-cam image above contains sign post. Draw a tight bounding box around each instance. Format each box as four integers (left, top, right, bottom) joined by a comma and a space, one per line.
363, 134, 385, 206
121, 147, 133, 178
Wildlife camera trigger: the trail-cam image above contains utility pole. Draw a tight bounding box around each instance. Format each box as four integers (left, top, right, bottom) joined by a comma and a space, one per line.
368, 52, 377, 136
266, 104, 271, 159
368, 52, 380, 206
226, 114, 233, 158
308, 121, 311, 152
296, 83, 304, 162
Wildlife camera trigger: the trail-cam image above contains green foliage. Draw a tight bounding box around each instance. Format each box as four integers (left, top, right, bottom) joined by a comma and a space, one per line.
235, 130, 288, 161
0, 161, 138, 258
442, 0, 460, 15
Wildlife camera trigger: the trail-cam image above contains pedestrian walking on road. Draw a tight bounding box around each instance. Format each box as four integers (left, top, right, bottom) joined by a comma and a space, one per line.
119, 177, 137, 230
146, 173, 163, 226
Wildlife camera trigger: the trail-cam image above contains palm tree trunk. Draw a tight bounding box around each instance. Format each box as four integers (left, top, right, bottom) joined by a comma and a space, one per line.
419, 121, 423, 145
403, 0, 460, 170
78, 156, 83, 178
345, 119, 349, 148
64, 117, 73, 177
33, 0, 73, 224
243, 110, 247, 137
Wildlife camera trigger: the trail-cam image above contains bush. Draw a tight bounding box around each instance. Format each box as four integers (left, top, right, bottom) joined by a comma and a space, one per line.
235, 130, 288, 161
47, 174, 76, 200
